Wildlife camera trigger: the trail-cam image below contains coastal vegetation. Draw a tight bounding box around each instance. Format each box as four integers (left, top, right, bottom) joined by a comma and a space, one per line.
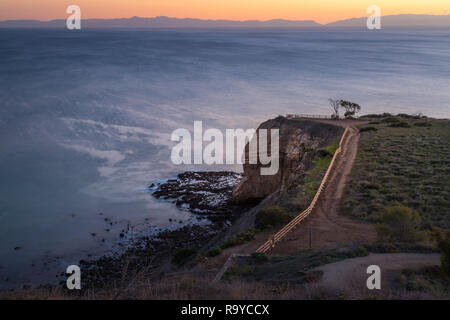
300, 136, 341, 201
376, 205, 424, 243
396, 226, 450, 297
172, 248, 197, 266
359, 126, 377, 132
343, 115, 450, 229
205, 246, 222, 257
254, 206, 294, 230
220, 229, 257, 249
397, 266, 450, 296
430, 228, 450, 276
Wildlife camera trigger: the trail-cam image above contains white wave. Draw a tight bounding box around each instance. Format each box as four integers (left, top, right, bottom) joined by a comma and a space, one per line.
60, 144, 125, 168
60, 117, 172, 147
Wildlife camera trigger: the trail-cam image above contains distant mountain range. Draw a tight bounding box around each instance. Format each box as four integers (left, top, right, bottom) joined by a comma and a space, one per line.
328, 14, 450, 27
1, 14, 450, 29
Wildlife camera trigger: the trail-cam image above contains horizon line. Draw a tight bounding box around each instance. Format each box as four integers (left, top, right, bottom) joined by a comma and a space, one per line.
2, 13, 450, 26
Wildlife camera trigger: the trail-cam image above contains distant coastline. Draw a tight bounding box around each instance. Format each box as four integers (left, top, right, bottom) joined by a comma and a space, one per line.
1, 14, 450, 29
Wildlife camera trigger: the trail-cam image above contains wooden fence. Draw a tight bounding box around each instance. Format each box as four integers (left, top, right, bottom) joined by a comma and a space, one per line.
255, 127, 350, 253
286, 114, 336, 119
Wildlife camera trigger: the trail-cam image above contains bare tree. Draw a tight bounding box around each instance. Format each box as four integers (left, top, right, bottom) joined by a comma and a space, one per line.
328, 99, 341, 119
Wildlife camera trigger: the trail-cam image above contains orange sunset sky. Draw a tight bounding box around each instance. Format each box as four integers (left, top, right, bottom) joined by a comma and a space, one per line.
0, 0, 448, 24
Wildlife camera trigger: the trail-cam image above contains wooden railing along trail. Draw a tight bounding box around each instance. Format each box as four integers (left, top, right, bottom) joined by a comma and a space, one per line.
286, 114, 335, 119
255, 127, 350, 254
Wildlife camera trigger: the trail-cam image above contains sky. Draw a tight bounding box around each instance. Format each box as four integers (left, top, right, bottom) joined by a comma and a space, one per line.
0, 0, 449, 24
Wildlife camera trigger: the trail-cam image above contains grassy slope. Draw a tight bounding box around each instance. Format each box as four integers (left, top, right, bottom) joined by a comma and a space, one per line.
343, 118, 450, 229
298, 136, 342, 202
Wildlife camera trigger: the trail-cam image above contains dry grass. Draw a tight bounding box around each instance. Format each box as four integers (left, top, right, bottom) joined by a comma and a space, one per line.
1, 248, 443, 300
1, 272, 438, 300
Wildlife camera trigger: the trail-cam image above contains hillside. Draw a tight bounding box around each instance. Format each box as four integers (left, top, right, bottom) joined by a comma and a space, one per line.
344, 115, 450, 229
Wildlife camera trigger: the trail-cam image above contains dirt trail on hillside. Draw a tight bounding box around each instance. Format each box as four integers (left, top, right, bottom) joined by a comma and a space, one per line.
314, 253, 440, 295
204, 122, 376, 270
269, 125, 376, 255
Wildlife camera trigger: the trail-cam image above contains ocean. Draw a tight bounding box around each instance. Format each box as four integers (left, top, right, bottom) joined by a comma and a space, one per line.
0, 27, 449, 288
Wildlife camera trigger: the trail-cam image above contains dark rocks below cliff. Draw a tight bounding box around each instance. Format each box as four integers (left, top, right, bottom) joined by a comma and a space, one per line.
151, 171, 258, 225
73, 172, 257, 290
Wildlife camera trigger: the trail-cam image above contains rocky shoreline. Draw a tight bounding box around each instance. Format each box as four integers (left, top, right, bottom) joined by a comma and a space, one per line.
43, 117, 341, 291
151, 171, 256, 225
76, 223, 219, 289
72, 171, 254, 289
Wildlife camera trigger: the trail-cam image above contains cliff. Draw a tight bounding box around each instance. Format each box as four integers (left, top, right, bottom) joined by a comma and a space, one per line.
232, 116, 343, 203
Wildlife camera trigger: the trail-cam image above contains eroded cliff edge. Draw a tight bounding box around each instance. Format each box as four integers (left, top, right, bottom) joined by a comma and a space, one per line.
232, 116, 344, 203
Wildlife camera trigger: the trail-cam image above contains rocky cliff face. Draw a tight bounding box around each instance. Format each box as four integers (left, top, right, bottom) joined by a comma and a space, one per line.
232, 116, 343, 203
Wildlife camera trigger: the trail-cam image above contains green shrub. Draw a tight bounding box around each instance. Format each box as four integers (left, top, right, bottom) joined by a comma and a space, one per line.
221, 229, 257, 249
397, 113, 425, 119
205, 246, 222, 257
388, 121, 411, 128
414, 122, 432, 127
376, 206, 424, 243
354, 246, 370, 257
382, 117, 400, 123
255, 205, 293, 230
317, 149, 333, 158
322, 137, 340, 155
364, 243, 436, 254
430, 228, 450, 276
172, 247, 197, 265
221, 238, 238, 249
438, 236, 450, 276
359, 126, 378, 132
360, 181, 381, 190
360, 113, 392, 119
250, 252, 269, 263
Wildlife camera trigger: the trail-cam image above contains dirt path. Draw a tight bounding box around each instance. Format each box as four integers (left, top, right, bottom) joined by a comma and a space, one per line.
314, 253, 440, 295
269, 125, 376, 255
205, 121, 375, 270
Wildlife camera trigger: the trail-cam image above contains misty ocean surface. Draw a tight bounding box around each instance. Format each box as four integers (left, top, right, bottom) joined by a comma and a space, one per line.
0, 28, 449, 288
